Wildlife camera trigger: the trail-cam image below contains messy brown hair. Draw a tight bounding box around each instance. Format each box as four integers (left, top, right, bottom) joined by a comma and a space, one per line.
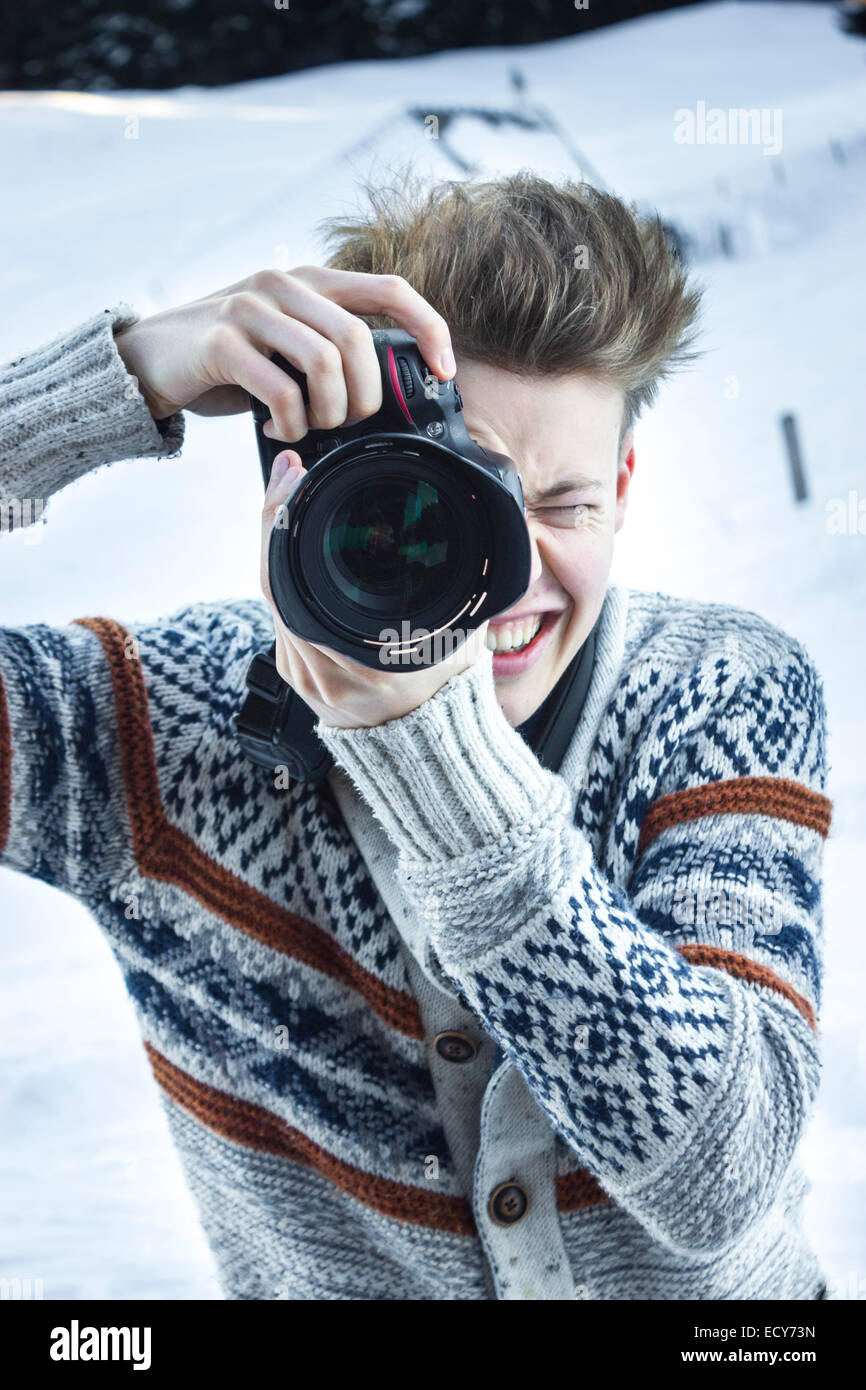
320, 170, 702, 439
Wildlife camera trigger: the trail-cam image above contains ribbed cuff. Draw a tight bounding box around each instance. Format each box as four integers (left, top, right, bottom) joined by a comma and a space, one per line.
0, 303, 185, 518
317, 650, 562, 861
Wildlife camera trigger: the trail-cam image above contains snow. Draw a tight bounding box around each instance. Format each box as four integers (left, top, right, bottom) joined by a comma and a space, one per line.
1, 0, 864, 1300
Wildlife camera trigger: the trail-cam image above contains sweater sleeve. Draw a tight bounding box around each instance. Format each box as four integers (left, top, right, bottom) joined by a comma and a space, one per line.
0, 303, 185, 529
316, 639, 831, 1257
0, 306, 188, 889
0, 598, 269, 901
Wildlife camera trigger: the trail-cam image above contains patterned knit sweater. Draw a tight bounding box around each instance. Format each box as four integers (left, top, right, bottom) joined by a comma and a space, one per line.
0, 306, 833, 1300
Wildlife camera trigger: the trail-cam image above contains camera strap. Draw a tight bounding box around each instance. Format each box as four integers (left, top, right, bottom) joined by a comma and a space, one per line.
234, 644, 334, 782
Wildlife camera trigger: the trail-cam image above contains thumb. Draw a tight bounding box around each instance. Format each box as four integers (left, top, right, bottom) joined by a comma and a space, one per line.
264, 449, 306, 516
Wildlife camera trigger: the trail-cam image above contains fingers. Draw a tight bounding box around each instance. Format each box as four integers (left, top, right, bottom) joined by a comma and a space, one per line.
260, 451, 304, 598
263, 449, 304, 512
272, 623, 329, 707
213, 335, 310, 440
302, 637, 372, 675
214, 298, 349, 438
236, 279, 383, 426
209, 266, 454, 445
270, 570, 353, 709
289, 266, 456, 381
272, 624, 305, 693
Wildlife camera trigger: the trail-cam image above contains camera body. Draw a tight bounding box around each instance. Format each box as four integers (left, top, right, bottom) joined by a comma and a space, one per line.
235, 328, 531, 777
251, 327, 497, 486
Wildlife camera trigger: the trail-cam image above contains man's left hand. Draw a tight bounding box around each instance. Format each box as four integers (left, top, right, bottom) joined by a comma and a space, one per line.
260, 450, 490, 730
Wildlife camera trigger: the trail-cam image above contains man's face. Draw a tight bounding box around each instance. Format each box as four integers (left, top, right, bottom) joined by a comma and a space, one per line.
457, 362, 635, 727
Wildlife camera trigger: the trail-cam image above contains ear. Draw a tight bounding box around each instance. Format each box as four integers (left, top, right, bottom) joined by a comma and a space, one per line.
614, 430, 635, 534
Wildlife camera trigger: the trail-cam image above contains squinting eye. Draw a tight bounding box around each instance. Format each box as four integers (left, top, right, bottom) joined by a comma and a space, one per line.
532, 504, 592, 527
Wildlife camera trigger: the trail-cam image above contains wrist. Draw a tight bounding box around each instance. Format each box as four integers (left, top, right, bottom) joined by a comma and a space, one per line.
113, 322, 171, 422
317, 650, 565, 861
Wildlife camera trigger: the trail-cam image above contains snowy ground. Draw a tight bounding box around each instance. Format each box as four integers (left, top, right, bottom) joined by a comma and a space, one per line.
1, 0, 864, 1300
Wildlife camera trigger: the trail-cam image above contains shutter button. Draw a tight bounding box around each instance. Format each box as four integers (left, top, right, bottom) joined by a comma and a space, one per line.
433, 1031, 478, 1064
489, 1181, 529, 1226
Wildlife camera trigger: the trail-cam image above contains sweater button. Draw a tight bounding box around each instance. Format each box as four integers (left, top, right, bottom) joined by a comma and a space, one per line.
433, 1031, 478, 1064
488, 1181, 529, 1226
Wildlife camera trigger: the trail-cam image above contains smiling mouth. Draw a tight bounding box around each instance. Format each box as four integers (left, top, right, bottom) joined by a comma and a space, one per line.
486, 614, 543, 654
486, 610, 569, 663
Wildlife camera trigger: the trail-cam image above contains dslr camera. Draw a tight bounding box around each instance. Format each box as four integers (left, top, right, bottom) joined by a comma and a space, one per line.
235, 328, 531, 778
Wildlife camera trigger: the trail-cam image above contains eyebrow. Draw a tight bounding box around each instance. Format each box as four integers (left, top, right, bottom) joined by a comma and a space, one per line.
524, 474, 605, 504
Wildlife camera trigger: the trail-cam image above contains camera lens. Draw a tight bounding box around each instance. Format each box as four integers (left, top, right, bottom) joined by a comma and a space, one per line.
267, 433, 530, 670
323, 474, 456, 613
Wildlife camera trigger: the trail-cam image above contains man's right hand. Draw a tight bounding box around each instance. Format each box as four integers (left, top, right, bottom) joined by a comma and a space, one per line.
113, 266, 457, 440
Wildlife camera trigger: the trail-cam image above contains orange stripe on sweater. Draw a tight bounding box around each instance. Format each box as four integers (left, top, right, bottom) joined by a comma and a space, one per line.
638, 776, 832, 857
553, 945, 816, 1212
145, 1041, 476, 1235
74, 617, 423, 1040
556, 1167, 610, 1212
147, 1039, 614, 1224
677, 943, 816, 1030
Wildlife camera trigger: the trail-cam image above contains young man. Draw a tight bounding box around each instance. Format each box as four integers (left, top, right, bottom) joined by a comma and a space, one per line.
0, 174, 831, 1300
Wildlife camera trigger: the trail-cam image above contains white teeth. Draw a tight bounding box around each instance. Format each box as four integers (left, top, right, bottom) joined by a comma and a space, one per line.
486, 615, 543, 654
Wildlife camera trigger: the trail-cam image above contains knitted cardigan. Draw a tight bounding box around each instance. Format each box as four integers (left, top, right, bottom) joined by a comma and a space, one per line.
0, 306, 833, 1300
